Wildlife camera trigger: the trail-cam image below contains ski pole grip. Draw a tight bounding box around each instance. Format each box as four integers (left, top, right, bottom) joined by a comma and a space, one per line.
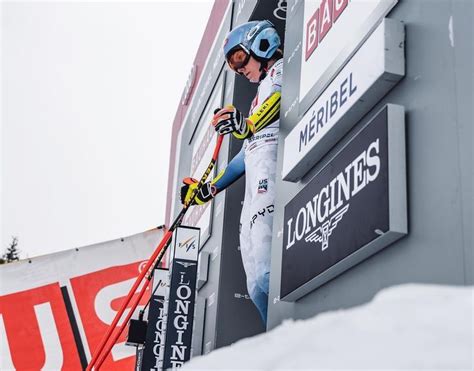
184, 134, 223, 209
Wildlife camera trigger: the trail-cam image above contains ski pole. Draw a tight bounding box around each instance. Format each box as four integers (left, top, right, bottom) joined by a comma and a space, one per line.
95, 237, 172, 370
87, 134, 223, 370
95, 276, 152, 369
86, 230, 172, 370
95, 237, 171, 370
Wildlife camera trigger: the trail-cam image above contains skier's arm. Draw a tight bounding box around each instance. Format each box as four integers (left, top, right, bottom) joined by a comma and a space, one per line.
247, 59, 283, 134
246, 91, 281, 134
212, 92, 281, 140
213, 60, 283, 139
180, 146, 245, 205
213, 145, 245, 192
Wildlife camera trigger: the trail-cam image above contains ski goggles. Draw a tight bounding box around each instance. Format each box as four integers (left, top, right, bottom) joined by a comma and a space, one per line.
226, 48, 251, 74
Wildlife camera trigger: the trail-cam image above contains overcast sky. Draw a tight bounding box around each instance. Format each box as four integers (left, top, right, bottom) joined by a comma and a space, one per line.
1, 1, 214, 258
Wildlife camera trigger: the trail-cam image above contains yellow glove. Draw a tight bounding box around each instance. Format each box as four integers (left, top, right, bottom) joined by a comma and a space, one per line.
180, 177, 216, 206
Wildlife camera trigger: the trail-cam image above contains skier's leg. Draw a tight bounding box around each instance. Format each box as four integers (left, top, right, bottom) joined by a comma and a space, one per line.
239, 171, 262, 316
245, 144, 278, 323
248, 283, 268, 324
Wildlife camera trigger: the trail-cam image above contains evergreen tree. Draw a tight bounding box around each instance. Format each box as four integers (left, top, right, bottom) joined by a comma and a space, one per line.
3, 236, 20, 263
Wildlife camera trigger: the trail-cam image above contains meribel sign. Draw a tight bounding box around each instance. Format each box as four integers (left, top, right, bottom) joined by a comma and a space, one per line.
282, 18, 405, 181
162, 226, 200, 369
141, 268, 169, 371
281, 105, 407, 301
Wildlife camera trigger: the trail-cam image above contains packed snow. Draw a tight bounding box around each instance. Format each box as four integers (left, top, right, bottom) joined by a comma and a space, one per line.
183, 284, 473, 370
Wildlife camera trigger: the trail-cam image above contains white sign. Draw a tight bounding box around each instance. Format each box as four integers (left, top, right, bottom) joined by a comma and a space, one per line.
173, 226, 200, 261
300, 0, 398, 102
283, 18, 404, 181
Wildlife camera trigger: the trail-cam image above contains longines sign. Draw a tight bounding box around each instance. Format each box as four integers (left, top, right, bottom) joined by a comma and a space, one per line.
283, 18, 404, 181
141, 268, 169, 371
281, 104, 407, 301
162, 226, 200, 369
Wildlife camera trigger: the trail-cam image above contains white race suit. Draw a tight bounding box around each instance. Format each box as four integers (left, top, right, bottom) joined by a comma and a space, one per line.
214, 58, 283, 324
240, 59, 282, 324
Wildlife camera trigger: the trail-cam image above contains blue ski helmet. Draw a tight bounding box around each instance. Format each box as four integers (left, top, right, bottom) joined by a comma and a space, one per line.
223, 20, 281, 64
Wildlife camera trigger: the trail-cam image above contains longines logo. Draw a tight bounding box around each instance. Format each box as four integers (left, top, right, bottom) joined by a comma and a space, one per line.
286, 138, 381, 251
305, 204, 349, 250
176, 261, 196, 269
178, 236, 197, 252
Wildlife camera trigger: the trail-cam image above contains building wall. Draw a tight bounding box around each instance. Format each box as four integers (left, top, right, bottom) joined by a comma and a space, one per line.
267, 0, 473, 328
170, 0, 472, 354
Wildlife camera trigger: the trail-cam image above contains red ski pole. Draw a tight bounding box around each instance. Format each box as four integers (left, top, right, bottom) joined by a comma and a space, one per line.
95, 276, 152, 369
86, 230, 172, 370
95, 235, 174, 369
87, 134, 223, 370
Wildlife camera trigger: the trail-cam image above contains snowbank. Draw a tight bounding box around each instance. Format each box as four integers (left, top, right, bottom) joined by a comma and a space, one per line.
183, 284, 473, 370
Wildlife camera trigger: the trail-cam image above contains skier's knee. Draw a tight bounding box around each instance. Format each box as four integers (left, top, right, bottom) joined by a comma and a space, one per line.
256, 270, 270, 295
246, 279, 258, 299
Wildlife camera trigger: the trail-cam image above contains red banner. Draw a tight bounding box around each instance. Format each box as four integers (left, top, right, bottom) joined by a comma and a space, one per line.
0, 229, 163, 370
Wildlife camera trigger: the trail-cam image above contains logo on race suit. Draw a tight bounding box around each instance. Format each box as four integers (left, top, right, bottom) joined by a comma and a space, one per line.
258, 179, 268, 193
305, 204, 349, 250
285, 138, 380, 250
273, 0, 288, 20
178, 236, 197, 252
305, 0, 350, 61
250, 204, 274, 229
248, 132, 277, 144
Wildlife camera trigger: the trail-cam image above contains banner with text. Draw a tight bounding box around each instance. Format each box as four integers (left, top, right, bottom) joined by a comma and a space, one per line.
0, 228, 164, 370
162, 226, 200, 369
283, 18, 404, 181
141, 268, 169, 371
281, 105, 407, 301
299, 0, 398, 109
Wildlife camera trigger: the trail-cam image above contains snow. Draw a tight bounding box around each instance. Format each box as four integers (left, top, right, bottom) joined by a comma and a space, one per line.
183, 284, 473, 370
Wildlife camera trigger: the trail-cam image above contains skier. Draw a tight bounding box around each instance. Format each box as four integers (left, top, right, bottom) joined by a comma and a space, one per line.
180, 20, 283, 326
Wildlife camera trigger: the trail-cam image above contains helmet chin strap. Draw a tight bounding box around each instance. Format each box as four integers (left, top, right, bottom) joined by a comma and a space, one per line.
258, 60, 269, 82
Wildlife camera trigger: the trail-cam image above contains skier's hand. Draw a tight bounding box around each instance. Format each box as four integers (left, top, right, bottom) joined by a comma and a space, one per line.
212, 105, 254, 140
180, 177, 216, 206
